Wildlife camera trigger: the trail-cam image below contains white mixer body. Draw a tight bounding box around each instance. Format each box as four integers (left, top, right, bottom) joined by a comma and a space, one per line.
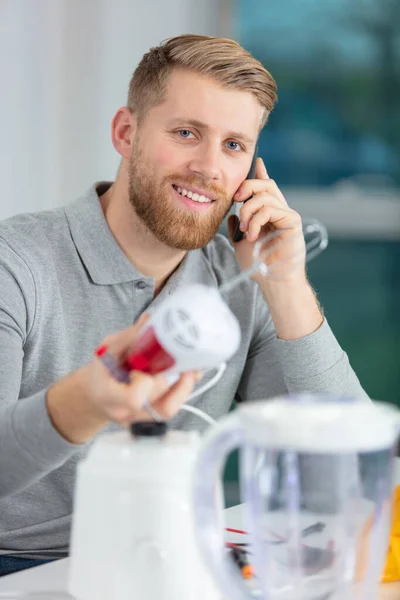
150, 284, 241, 372
68, 428, 223, 600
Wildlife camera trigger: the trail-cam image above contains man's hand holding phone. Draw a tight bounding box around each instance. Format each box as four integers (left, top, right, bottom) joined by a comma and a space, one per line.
228, 157, 324, 340
228, 156, 306, 285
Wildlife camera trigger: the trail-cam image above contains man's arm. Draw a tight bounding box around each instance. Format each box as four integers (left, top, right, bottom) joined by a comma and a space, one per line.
259, 278, 323, 341
0, 240, 80, 498
0, 238, 198, 498
236, 286, 369, 403
230, 156, 368, 400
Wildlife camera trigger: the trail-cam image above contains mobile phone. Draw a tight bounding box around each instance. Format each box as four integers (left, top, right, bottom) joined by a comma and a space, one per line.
232, 147, 258, 243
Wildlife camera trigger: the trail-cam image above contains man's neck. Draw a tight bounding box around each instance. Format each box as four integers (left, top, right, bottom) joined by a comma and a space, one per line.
99, 180, 186, 295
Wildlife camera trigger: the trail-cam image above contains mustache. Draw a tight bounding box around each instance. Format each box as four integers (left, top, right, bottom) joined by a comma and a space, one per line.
164, 173, 229, 202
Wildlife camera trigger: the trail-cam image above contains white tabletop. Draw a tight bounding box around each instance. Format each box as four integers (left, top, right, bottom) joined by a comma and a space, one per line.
0, 459, 400, 598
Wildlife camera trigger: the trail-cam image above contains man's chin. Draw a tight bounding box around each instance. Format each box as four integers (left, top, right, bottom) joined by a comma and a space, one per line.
165, 235, 217, 252
158, 225, 221, 251
132, 196, 227, 250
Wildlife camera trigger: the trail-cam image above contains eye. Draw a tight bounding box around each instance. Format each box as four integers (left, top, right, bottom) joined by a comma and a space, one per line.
178, 130, 195, 139
226, 140, 242, 151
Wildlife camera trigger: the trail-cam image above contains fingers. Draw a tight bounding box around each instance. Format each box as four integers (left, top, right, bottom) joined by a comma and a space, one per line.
91, 369, 155, 424
239, 192, 284, 232
125, 371, 157, 412
146, 371, 200, 421
130, 370, 170, 399
247, 207, 293, 243
234, 177, 288, 207
237, 192, 301, 243
90, 364, 200, 427
90, 315, 202, 427
255, 157, 269, 180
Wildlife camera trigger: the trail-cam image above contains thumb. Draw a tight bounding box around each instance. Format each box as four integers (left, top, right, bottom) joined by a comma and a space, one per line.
227, 214, 240, 244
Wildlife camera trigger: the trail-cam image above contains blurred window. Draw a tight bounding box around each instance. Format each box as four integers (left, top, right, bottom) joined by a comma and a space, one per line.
221, 0, 400, 407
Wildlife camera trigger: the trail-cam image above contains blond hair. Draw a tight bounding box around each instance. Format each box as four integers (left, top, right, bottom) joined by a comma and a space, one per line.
128, 34, 277, 128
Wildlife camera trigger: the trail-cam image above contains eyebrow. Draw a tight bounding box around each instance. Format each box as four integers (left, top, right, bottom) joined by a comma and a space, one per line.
166, 118, 256, 145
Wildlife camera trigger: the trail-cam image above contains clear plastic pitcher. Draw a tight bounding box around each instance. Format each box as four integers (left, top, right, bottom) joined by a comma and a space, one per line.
192, 395, 400, 600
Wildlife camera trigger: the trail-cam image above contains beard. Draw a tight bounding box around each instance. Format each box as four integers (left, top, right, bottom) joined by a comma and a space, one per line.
127, 145, 232, 251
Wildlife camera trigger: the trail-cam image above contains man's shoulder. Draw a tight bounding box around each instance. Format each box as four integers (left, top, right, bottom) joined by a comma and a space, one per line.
0, 205, 67, 273
0, 204, 66, 239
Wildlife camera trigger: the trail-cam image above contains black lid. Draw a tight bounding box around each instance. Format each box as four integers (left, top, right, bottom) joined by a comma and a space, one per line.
130, 421, 168, 438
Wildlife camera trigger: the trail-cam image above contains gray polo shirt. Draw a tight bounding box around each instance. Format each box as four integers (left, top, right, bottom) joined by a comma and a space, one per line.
0, 182, 367, 556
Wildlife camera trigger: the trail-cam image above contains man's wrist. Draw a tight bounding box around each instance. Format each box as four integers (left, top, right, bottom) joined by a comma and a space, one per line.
46, 365, 109, 445
259, 277, 324, 340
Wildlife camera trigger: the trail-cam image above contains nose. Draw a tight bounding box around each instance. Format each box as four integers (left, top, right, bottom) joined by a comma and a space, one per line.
187, 142, 222, 181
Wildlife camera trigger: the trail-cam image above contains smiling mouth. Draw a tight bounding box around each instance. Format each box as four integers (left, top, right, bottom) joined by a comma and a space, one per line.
172, 184, 215, 204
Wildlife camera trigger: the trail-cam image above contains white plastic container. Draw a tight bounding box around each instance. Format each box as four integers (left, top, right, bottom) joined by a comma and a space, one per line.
68, 422, 222, 600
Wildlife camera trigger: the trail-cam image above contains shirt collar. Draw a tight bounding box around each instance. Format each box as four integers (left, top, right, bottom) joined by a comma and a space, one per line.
64, 182, 219, 290
65, 182, 144, 285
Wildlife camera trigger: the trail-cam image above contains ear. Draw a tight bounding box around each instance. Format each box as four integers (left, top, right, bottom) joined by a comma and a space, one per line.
111, 107, 138, 160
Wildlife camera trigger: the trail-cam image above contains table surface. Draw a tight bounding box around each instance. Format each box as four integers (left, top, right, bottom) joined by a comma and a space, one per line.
1, 461, 400, 598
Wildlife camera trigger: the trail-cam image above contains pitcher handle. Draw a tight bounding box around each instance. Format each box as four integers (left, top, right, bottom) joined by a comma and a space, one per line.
192, 412, 254, 600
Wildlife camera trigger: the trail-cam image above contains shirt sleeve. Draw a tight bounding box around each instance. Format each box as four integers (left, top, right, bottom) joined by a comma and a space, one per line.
0, 237, 80, 498
237, 287, 369, 402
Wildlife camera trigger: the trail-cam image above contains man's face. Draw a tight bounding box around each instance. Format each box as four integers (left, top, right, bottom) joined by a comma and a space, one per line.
128, 69, 263, 250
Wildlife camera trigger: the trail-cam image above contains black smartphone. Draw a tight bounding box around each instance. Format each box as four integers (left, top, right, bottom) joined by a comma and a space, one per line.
232, 147, 258, 243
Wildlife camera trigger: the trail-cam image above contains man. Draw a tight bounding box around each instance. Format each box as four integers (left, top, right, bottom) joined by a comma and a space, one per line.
0, 34, 367, 575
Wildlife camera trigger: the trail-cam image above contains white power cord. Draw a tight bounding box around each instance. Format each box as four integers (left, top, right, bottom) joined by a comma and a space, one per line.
187, 362, 227, 401
177, 362, 226, 427
145, 363, 225, 425
179, 403, 216, 427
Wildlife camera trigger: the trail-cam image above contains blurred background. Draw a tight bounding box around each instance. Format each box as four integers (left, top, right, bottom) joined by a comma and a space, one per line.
1, 0, 399, 501
226, 0, 400, 412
